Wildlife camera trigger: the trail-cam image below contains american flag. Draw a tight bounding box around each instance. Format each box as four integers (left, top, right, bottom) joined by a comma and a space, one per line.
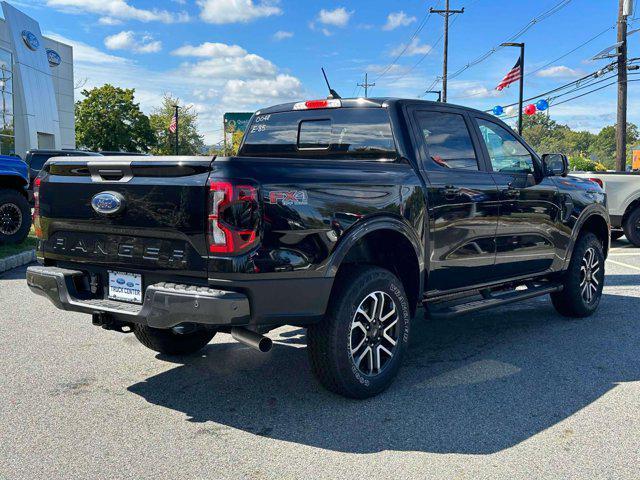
496, 57, 522, 91
169, 112, 177, 133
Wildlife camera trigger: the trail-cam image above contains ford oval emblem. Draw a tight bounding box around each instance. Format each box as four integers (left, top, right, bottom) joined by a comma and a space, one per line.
21, 30, 40, 51
91, 191, 125, 215
46, 49, 61, 67
116, 278, 126, 285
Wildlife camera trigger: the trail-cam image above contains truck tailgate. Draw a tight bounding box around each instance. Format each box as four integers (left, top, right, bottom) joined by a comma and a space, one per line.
37, 156, 213, 278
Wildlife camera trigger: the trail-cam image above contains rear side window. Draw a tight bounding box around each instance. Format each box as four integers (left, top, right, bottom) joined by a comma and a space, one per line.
416, 111, 479, 171
240, 108, 397, 160
29, 154, 51, 170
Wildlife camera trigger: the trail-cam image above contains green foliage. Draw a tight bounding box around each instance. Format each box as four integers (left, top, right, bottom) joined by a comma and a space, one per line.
149, 94, 205, 155
75, 84, 155, 153
521, 114, 639, 170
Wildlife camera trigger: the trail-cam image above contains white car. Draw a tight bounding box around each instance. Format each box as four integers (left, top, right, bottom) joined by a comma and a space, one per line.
570, 171, 640, 245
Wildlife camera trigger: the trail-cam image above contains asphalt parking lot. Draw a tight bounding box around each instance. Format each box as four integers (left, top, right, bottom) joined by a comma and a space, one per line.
1, 238, 639, 479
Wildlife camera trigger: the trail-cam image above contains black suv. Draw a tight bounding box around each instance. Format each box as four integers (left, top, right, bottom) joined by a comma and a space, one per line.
27, 98, 609, 398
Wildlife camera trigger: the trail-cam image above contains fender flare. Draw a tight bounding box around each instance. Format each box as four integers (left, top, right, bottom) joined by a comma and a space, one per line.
0, 170, 29, 190
324, 215, 426, 294
621, 191, 640, 218
563, 206, 610, 268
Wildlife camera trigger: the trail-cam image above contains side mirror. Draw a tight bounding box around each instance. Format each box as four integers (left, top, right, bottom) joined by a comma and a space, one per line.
542, 153, 569, 177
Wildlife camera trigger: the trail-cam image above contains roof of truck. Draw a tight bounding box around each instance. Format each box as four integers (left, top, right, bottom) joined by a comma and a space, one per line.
256, 97, 493, 116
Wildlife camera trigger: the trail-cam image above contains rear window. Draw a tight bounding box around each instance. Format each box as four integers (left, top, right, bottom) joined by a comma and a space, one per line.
240, 108, 397, 160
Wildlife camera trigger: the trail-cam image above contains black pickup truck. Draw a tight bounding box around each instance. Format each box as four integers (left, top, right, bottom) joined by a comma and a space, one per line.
27, 98, 609, 398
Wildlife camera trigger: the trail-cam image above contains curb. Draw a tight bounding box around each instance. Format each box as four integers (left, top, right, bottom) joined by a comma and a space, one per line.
0, 249, 36, 274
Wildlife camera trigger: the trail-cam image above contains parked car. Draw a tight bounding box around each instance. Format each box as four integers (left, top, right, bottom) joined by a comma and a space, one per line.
26, 98, 609, 398
570, 171, 640, 245
0, 154, 31, 244
25, 149, 102, 200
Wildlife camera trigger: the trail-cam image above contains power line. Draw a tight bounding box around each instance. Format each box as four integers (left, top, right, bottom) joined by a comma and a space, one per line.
450, 24, 618, 101
372, 3, 439, 84
437, 0, 574, 89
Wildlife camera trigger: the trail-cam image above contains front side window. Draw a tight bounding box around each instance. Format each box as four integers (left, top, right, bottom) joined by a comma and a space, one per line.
476, 119, 535, 174
416, 111, 479, 171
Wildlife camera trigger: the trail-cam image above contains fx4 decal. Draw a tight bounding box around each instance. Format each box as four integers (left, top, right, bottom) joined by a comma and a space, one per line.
268, 190, 308, 206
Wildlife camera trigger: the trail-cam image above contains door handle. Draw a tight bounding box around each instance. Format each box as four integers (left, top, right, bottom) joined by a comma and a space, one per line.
443, 185, 460, 199
503, 184, 520, 198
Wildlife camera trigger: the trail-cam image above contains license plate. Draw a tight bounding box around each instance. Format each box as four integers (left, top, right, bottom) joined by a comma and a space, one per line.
108, 271, 142, 304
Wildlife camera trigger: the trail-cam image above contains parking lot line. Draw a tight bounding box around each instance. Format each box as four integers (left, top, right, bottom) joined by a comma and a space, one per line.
608, 252, 640, 257
607, 258, 640, 272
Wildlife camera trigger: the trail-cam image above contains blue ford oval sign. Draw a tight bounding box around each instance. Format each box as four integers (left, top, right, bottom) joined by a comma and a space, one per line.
91, 192, 125, 215
46, 49, 61, 67
21, 30, 39, 51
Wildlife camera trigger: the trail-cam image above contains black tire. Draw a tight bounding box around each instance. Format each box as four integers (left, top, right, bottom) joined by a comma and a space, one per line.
610, 231, 624, 242
551, 233, 605, 318
307, 265, 411, 399
133, 324, 215, 355
623, 207, 640, 247
0, 188, 31, 244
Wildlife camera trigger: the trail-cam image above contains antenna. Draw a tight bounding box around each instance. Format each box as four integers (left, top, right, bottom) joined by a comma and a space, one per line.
321, 67, 341, 99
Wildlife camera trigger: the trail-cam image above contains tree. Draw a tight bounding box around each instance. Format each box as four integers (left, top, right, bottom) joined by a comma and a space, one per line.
75, 84, 155, 152
588, 123, 638, 168
149, 94, 205, 155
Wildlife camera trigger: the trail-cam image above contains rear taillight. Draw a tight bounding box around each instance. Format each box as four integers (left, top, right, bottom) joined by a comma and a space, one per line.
33, 177, 42, 238
208, 180, 260, 255
587, 177, 604, 189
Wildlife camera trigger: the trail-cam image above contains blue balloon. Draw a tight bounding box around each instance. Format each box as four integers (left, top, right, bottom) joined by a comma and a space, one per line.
536, 99, 549, 111
492, 105, 504, 116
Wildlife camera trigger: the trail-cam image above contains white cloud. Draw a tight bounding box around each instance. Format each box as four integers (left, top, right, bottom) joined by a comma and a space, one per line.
98, 17, 123, 26
46, 0, 190, 23
536, 65, 584, 78
318, 7, 352, 27
104, 31, 162, 54
383, 11, 416, 31
45, 32, 130, 65
273, 30, 293, 41
184, 54, 277, 79
172, 42, 247, 58
390, 37, 432, 57
47, 32, 304, 144
197, 0, 281, 24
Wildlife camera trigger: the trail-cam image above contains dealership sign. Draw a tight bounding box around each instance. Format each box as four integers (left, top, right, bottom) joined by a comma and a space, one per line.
46, 49, 61, 67
21, 30, 39, 51
223, 112, 253, 134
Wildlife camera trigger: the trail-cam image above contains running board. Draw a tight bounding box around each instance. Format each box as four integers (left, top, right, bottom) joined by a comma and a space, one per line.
427, 283, 563, 318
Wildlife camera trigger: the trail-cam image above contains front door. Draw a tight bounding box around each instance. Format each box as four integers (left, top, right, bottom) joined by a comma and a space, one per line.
411, 108, 499, 293
473, 117, 561, 278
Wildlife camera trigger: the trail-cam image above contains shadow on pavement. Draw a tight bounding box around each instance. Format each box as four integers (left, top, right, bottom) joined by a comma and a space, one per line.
128, 285, 640, 455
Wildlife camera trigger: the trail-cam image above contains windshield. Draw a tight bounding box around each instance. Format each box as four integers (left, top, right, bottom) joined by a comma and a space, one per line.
240, 108, 397, 160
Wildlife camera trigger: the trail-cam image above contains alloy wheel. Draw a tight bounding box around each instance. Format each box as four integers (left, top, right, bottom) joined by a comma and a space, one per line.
580, 247, 601, 304
0, 203, 22, 236
349, 291, 399, 376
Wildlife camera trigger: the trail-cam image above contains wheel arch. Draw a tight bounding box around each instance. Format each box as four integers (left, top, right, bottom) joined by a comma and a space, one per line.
0, 173, 29, 196
326, 217, 425, 316
571, 210, 610, 262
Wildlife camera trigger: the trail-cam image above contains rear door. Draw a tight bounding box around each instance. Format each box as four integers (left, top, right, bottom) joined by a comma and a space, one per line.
472, 116, 562, 277
409, 106, 500, 293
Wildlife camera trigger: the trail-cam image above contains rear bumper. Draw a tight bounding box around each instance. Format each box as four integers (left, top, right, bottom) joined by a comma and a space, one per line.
26, 265, 251, 329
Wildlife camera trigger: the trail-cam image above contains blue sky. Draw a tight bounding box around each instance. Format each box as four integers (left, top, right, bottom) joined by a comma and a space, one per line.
8, 0, 640, 144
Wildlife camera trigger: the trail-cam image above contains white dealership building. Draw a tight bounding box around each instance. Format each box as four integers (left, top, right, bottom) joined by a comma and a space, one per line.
0, 1, 74, 158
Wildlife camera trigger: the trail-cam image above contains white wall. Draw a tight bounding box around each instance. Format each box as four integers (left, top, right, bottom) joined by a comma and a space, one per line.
0, 1, 75, 157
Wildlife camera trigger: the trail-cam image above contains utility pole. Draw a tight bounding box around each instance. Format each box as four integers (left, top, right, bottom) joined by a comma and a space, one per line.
430, 0, 464, 102
616, 0, 629, 171
357, 73, 375, 98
